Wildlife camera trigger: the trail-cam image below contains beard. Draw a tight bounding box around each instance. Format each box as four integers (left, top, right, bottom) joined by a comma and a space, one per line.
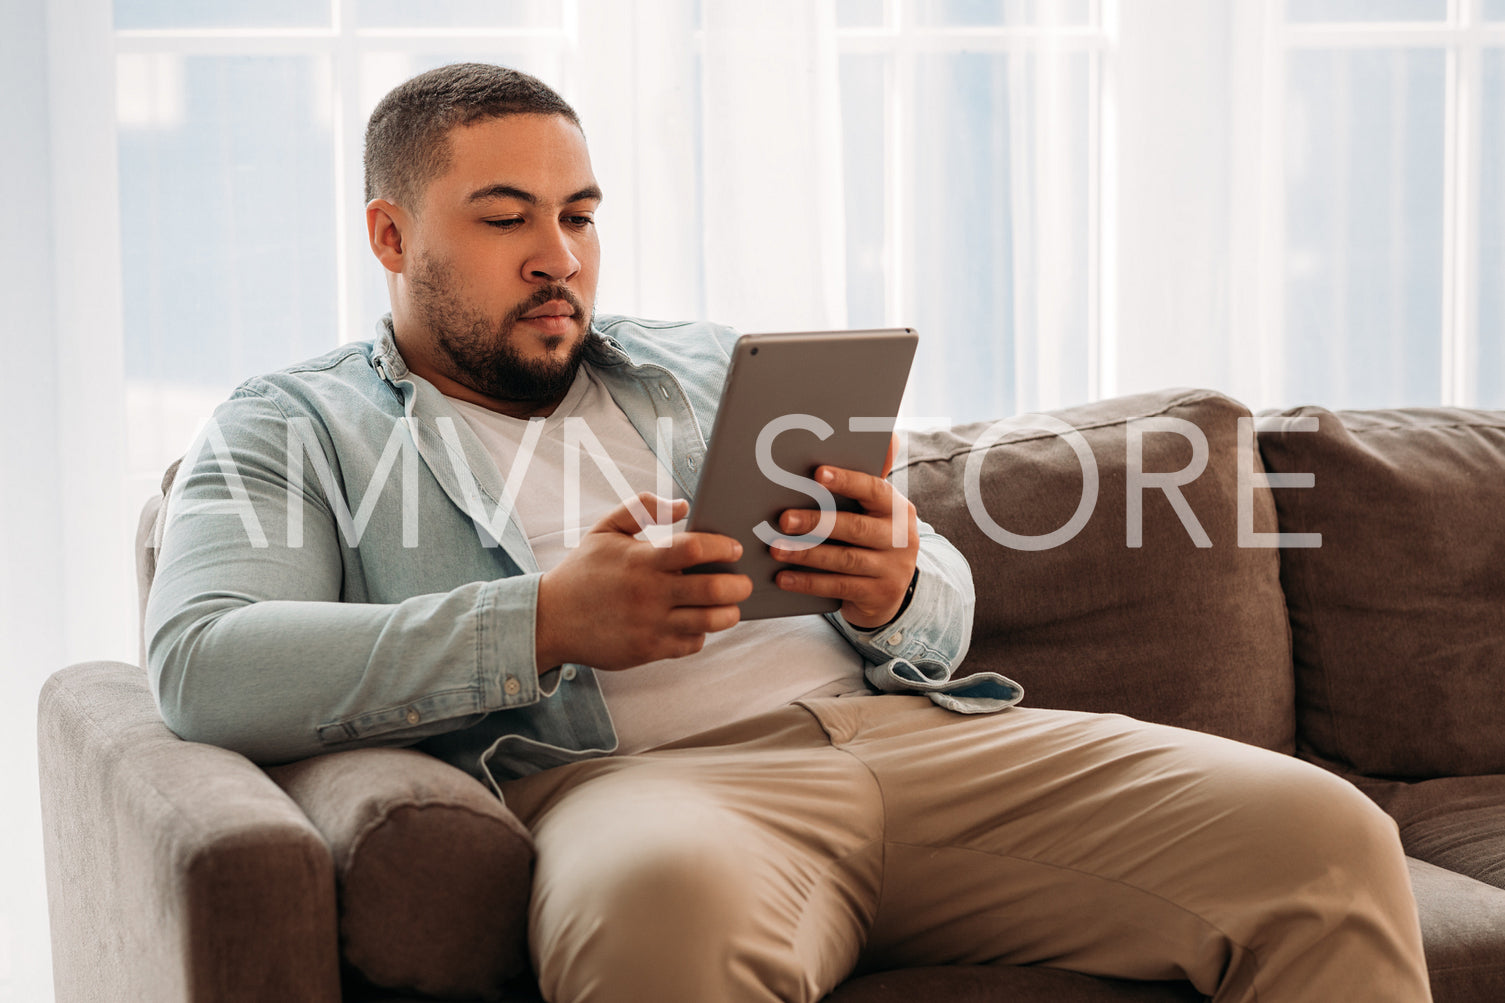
408, 253, 598, 407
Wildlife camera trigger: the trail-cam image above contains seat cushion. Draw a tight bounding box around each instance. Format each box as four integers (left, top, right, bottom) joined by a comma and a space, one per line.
1405, 857, 1505, 1003
267, 747, 534, 1000
826, 966, 1206, 1002
898, 388, 1294, 752
1357, 774, 1505, 893
1397, 789, 1505, 895
1257, 407, 1505, 778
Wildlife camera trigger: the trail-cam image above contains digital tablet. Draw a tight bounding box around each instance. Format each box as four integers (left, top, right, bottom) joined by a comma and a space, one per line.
685, 328, 918, 620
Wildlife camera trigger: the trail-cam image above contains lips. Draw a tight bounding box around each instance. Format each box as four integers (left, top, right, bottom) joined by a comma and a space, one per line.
522, 300, 576, 319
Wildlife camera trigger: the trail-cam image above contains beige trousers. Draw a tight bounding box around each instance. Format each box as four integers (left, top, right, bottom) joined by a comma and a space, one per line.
498, 696, 1432, 1003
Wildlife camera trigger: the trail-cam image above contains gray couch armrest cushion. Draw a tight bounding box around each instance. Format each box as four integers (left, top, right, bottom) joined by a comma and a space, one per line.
38, 661, 340, 1003
267, 748, 535, 1000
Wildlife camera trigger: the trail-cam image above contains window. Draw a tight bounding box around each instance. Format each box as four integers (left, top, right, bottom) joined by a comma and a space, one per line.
115, 0, 582, 504
837, 0, 1106, 420
112, 0, 1505, 495
1281, 0, 1505, 407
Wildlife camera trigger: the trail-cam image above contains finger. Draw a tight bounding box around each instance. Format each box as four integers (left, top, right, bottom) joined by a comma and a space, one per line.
655, 531, 744, 572
668, 573, 753, 607
641, 629, 709, 661
774, 567, 867, 602
770, 540, 881, 578
778, 508, 895, 550
664, 603, 743, 636
814, 465, 897, 514
593, 492, 686, 537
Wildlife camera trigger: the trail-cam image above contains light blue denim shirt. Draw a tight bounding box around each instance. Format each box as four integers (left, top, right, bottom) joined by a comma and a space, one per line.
146, 315, 1023, 784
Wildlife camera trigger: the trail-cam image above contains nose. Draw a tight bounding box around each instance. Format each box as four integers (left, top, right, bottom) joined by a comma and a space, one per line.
526, 220, 580, 283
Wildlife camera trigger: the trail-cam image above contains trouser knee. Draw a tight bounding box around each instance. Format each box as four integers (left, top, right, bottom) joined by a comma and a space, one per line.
532, 837, 790, 1003
1260, 763, 1403, 880
1226, 758, 1414, 940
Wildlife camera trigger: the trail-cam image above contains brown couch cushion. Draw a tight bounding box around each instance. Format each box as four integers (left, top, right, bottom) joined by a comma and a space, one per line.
1257, 407, 1505, 778
898, 389, 1294, 752
827, 966, 1205, 1002
1356, 773, 1505, 892
1405, 857, 1505, 1003
268, 748, 534, 1000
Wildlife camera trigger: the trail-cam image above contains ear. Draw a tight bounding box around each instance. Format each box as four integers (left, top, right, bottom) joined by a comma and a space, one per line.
366, 199, 408, 273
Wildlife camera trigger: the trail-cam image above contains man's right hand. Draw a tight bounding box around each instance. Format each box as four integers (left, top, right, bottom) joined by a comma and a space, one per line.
534, 492, 753, 674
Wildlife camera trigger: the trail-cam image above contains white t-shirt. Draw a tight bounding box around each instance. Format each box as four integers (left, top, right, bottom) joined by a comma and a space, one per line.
447, 365, 868, 754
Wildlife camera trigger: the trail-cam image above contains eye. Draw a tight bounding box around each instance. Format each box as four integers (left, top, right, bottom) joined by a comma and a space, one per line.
565, 214, 595, 229
483, 217, 523, 230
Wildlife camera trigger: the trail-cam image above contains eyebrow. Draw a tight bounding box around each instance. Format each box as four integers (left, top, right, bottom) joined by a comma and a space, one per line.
466, 183, 603, 205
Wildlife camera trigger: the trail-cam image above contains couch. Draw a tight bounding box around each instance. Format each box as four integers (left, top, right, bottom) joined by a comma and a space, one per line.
38, 387, 1505, 1002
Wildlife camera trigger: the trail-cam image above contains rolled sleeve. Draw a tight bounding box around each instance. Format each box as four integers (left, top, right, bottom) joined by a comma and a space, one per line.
829, 519, 1025, 713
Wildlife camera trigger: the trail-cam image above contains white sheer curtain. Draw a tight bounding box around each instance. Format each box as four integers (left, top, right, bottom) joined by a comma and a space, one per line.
700, 0, 849, 330
1112, 0, 1282, 409
1006, 4, 1093, 414
5, 0, 129, 998
574, 0, 848, 329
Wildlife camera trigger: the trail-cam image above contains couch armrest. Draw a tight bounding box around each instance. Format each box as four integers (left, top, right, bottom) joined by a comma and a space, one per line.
268, 747, 535, 998
38, 661, 341, 1003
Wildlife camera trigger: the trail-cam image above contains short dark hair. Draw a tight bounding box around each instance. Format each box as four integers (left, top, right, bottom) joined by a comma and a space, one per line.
362, 62, 581, 210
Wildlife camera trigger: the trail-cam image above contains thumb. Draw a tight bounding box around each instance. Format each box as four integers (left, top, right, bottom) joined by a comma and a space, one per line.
592, 492, 685, 537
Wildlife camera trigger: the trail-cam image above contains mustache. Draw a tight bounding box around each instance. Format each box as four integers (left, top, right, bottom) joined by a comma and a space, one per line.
506, 284, 587, 325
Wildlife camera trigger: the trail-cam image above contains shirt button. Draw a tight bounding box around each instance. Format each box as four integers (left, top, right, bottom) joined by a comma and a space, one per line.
561, 666, 577, 681
504, 676, 522, 696
887, 631, 904, 646
404, 708, 420, 725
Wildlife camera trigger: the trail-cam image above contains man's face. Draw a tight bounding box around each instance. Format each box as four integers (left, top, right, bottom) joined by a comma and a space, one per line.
397, 113, 602, 410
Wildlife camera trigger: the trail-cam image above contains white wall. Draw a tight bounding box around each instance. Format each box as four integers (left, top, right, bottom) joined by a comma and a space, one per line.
0, 0, 64, 992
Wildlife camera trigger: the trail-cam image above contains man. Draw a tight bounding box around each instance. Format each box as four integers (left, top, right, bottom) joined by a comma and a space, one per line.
146, 63, 1432, 1002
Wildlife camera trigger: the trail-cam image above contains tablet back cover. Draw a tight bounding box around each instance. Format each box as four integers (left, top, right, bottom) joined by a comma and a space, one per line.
686, 328, 918, 620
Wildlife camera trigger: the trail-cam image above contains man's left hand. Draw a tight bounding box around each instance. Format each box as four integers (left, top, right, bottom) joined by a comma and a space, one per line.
770, 436, 919, 630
